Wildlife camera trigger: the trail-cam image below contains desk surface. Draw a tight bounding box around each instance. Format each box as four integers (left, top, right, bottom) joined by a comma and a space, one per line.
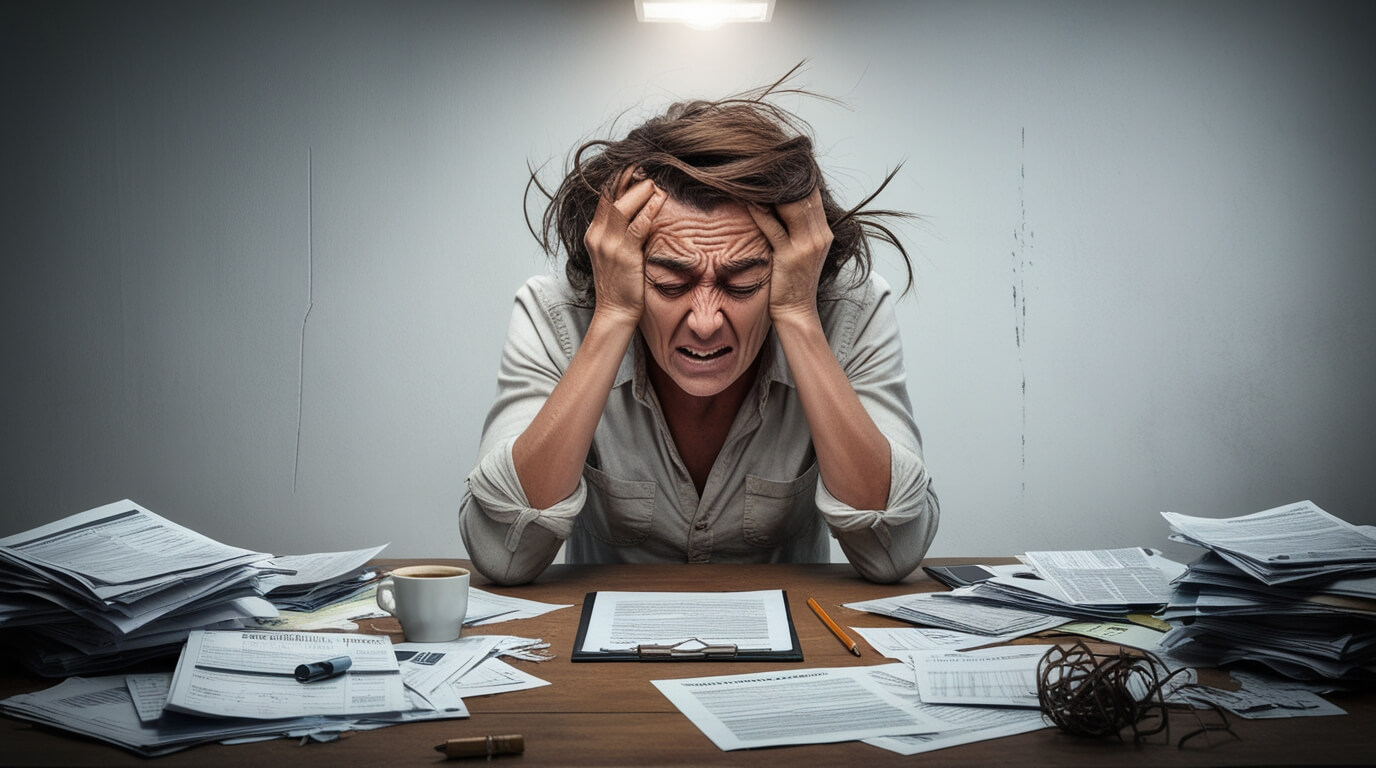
2, 559, 1371, 767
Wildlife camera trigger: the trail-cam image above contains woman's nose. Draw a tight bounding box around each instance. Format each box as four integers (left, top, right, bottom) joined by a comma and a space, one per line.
686, 287, 725, 338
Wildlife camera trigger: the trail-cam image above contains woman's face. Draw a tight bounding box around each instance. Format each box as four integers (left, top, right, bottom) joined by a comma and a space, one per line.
638, 196, 773, 399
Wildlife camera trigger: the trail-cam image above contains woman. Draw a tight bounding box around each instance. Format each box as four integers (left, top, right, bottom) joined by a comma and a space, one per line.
460, 72, 939, 585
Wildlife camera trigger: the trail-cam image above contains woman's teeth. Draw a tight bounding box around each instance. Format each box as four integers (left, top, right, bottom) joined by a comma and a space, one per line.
679, 346, 729, 360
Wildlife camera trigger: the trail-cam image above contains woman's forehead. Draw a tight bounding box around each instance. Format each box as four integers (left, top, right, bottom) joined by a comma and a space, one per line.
645, 198, 770, 271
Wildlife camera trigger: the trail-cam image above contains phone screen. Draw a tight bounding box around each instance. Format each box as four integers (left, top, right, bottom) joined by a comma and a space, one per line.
922, 564, 998, 588
941, 565, 997, 583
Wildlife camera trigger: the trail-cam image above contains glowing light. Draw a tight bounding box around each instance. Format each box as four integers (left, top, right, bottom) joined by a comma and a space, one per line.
635, 1, 774, 30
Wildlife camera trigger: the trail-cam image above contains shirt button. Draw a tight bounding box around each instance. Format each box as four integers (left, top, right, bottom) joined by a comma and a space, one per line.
694, 519, 708, 530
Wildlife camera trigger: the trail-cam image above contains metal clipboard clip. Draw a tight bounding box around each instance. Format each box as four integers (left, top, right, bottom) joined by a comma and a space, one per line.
604, 638, 740, 659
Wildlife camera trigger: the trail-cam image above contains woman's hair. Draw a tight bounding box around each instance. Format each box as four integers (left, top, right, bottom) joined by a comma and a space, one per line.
526, 64, 917, 302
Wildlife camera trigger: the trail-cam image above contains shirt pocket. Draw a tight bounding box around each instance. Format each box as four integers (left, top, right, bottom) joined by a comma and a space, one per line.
742, 464, 820, 548
581, 465, 657, 546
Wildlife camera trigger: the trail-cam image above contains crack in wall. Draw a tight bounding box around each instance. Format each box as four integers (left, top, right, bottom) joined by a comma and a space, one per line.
294, 147, 314, 492
1013, 128, 1032, 493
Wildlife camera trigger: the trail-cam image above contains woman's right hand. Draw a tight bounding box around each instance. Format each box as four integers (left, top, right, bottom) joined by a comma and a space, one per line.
584, 173, 665, 327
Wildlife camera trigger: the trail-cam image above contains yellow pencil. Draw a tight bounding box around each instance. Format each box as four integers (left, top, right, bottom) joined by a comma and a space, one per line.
807, 597, 860, 657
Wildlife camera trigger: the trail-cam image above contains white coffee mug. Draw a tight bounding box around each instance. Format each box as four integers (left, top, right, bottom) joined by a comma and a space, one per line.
375, 565, 470, 643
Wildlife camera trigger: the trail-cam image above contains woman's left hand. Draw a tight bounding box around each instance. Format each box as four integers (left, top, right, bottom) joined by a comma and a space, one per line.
749, 187, 833, 324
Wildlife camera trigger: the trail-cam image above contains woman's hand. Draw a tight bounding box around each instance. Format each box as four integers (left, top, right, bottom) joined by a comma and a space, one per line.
749, 187, 833, 325
584, 173, 666, 327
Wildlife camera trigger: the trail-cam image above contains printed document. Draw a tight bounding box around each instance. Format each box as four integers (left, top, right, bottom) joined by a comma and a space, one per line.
580, 590, 793, 652
852, 626, 1023, 658
0, 675, 332, 757
652, 666, 945, 750
166, 630, 405, 719
466, 587, 572, 625
862, 664, 1051, 756
909, 645, 1055, 707
846, 592, 1069, 636
0, 499, 270, 603
255, 544, 386, 592
1163, 501, 1376, 583
1022, 548, 1173, 605
394, 635, 506, 698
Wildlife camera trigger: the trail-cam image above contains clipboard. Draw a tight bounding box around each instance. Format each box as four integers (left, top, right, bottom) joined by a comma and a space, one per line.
570, 590, 805, 662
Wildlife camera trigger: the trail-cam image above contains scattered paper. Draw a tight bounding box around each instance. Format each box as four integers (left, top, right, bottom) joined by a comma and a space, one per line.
449, 657, 551, 698
1022, 548, 1173, 606
126, 673, 172, 722
165, 630, 405, 719
851, 626, 1022, 658
846, 592, 1069, 636
909, 645, 1054, 707
466, 587, 571, 625
862, 664, 1051, 755
1049, 620, 1165, 651
652, 666, 944, 750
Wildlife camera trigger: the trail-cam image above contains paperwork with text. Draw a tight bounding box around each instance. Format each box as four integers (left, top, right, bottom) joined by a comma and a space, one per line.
651, 665, 945, 750
166, 630, 405, 719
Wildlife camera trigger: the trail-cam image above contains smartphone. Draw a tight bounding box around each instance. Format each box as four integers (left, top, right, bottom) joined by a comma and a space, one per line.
922, 564, 1000, 589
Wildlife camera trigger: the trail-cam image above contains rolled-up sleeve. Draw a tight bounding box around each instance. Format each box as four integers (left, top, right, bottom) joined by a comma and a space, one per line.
458, 278, 589, 585
816, 274, 940, 583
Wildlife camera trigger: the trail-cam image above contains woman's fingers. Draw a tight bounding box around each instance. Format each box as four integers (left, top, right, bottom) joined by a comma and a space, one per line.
754, 188, 832, 321
585, 175, 664, 325
773, 187, 831, 251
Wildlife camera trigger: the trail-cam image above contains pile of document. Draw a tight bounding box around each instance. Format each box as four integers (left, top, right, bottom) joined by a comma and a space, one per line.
0, 628, 552, 756
848, 547, 1185, 649
0, 500, 383, 677
962, 548, 1182, 621
1158, 501, 1376, 682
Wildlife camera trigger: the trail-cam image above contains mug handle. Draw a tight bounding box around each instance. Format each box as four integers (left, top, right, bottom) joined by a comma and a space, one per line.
375, 576, 397, 616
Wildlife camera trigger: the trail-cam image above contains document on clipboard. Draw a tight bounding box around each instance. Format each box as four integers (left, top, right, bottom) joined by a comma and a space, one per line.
571, 589, 803, 661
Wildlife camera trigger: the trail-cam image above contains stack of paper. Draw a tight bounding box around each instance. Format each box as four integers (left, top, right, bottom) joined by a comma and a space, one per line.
0, 500, 387, 677
848, 548, 1185, 646
255, 545, 387, 612
966, 548, 1182, 621
846, 591, 1070, 637
0, 500, 282, 676
0, 629, 552, 756
1158, 501, 1376, 682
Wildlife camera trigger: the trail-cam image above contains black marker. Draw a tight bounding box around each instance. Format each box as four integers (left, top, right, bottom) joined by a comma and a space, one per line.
295, 655, 353, 682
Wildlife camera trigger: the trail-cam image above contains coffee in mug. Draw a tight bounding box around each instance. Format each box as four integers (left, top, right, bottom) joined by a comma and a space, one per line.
375, 565, 469, 642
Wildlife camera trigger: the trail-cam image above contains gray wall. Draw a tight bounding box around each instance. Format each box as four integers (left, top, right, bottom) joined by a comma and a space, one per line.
3, 0, 1373, 565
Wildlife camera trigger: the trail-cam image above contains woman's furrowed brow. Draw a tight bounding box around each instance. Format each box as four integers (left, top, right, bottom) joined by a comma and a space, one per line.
644, 254, 769, 275
645, 254, 695, 273
718, 256, 770, 276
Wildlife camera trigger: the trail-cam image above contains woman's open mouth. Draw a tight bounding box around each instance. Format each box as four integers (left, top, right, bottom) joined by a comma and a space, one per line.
677, 345, 731, 361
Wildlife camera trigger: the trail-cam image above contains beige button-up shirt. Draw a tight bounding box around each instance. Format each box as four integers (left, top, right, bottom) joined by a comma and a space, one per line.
460, 270, 939, 585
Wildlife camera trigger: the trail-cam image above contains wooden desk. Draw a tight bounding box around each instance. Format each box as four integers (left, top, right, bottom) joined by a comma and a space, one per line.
2, 559, 1371, 766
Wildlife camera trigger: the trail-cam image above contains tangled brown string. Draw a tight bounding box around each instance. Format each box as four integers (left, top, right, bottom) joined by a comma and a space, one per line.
1036, 640, 1237, 749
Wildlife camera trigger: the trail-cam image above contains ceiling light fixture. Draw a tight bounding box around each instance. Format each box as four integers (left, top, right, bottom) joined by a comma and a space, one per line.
635, 0, 775, 30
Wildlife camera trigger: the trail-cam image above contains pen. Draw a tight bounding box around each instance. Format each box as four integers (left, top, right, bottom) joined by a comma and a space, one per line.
435, 734, 525, 759
808, 597, 860, 657
294, 655, 352, 682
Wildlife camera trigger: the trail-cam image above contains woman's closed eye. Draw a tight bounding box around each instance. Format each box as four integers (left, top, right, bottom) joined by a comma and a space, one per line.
649, 278, 765, 300
721, 278, 766, 299
648, 279, 691, 298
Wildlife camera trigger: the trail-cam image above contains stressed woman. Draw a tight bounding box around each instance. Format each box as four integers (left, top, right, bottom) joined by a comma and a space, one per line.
460, 73, 939, 585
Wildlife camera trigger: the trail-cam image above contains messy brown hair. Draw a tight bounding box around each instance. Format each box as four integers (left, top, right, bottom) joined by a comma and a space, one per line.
525, 63, 917, 302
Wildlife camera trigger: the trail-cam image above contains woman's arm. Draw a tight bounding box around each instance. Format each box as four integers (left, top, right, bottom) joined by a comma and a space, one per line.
512, 178, 665, 508
461, 179, 665, 585
750, 189, 891, 510
750, 191, 938, 582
